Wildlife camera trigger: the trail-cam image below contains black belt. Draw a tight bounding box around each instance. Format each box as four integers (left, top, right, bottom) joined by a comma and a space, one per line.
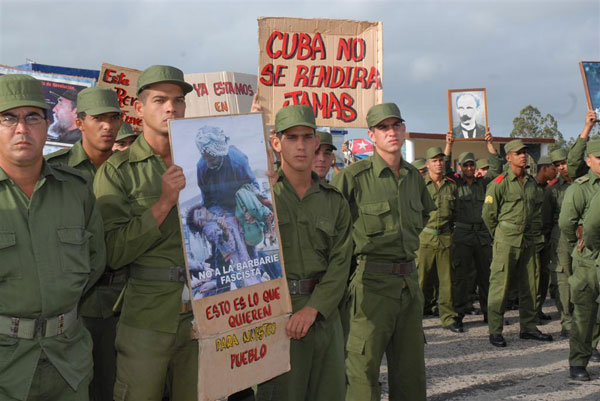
362, 259, 415, 276
455, 222, 484, 231
287, 278, 319, 295
129, 264, 187, 283
97, 268, 128, 286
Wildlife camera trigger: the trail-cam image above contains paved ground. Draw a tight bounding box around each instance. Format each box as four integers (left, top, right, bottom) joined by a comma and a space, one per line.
380, 299, 600, 401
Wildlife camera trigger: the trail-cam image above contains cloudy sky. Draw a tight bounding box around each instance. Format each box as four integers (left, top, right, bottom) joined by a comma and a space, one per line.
1, 0, 598, 139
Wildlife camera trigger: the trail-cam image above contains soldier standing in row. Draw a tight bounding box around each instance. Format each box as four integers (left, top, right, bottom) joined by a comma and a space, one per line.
46, 87, 124, 401
94, 65, 198, 400
483, 139, 552, 347
333, 103, 435, 401
256, 105, 352, 401
0, 74, 106, 400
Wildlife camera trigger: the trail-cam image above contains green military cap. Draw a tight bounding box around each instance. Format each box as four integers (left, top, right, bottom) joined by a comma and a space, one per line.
458, 151, 476, 165
275, 105, 316, 133
586, 139, 600, 157
411, 158, 426, 170
537, 155, 552, 166
549, 148, 568, 162
0, 74, 49, 113
50, 88, 78, 102
316, 131, 337, 150
504, 139, 527, 154
366, 103, 404, 128
115, 123, 137, 141
476, 159, 489, 169
76, 87, 121, 116
425, 146, 444, 160
137, 65, 193, 96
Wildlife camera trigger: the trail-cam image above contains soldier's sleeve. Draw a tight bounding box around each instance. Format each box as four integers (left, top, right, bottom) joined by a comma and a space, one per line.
558, 184, 584, 244
541, 188, 556, 239
583, 192, 600, 250
306, 196, 352, 319
420, 175, 436, 221
83, 184, 106, 292
567, 136, 589, 180
93, 163, 163, 269
444, 153, 454, 177
482, 180, 501, 237
482, 153, 503, 183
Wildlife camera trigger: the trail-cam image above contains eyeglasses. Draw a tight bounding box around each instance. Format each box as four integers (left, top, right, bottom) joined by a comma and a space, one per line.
374, 121, 403, 131
0, 113, 45, 128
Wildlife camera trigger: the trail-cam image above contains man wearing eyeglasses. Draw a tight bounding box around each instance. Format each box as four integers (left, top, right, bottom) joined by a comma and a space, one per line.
332, 103, 435, 401
483, 139, 552, 347
0, 74, 105, 400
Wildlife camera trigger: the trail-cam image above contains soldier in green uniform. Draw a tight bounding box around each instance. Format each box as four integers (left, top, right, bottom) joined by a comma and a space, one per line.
542, 148, 574, 337
255, 105, 352, 401
444, 131, 501, 324
0, 74, 106, 400
112, 123, 137, 152
483, 139, 552, 347
418, 145, 462, 331
46, 87, 123, 401
411, 158, 427, 178
535, 155, 557, 323
332, 103, 435, 401
312, 130, 338, 181
93, 65, 198, 400
558, 138, 600, 381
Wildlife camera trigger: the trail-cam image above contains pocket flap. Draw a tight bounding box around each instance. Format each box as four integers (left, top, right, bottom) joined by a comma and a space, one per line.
57, 228, 89, 245
360, 201, 390, 216
346, 335, 366, 355
0, 232, 16, 250
316, 218, 335, 236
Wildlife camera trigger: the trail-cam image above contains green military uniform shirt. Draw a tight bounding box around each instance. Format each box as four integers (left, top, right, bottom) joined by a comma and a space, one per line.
0, 162, 105, 400
568, 136, 589, 181
331, 151, 435, 296
482, 169, 544, 247
420, 175, 456, 248
93, 134, 186, 334
275, 170, 352, 317
583, 191, 600, 252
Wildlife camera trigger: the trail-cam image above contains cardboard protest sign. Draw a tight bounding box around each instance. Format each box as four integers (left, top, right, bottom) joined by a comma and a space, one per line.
97, 63, 142, 132
0, 64, 96, 145
169, 113, 291, 400
258, 17, 383, 128
185, 72, 257, 117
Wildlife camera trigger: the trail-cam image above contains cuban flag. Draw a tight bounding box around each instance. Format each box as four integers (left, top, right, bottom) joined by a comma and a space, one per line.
350, 138, 374, 159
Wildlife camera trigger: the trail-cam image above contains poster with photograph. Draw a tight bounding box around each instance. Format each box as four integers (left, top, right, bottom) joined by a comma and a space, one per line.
97, 63, 143, 132
185, 71, 257, 117
258, 17, 383, 128
0, 64, 96, 145
447, 88, 488, 139
580, 61, 600, 120
169, 112, 292, 400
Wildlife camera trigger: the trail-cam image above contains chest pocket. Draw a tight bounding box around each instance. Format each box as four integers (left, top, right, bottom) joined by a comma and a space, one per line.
57, 227, 92, 273
409, 198, 425, 230
0, 232, 22, 281
276, 214, 293, 249
312, 217, 336, 251
439, 194, 456, 217
360, 201, 391, 236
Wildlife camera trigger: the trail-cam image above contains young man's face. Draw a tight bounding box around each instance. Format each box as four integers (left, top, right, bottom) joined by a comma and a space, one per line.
426, 155, 444, 175
0, 106, 48, 168
475, 166, 488, 178
77, 112, 122, 153
272, 125, 319, 173
112, 136, 136, 152
586, 153, 600, 177
539, 164, 557, 182
506, 149, 527, 168
312, 144, 335, 179
367, 117, 405, 155
553, 159, 568, 179
459, 161, 476, 178
135, 83, 185, 136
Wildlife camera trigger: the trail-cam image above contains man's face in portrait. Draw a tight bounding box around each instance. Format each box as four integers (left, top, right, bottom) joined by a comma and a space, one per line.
456, 94, 478, 128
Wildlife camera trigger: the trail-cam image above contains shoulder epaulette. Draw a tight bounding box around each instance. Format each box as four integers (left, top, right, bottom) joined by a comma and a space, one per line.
445, 176, 456, 183
575, 175, 590, 184
45, 147, 71, 161
52, 164, 88, 184
547, 177, 558, 187
106, 149, 131, 168
493, 174, 505, 183
319, 180, 344, 196
344, 159, 371, 176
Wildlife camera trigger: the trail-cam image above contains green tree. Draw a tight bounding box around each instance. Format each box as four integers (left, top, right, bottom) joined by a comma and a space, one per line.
511, 105, 566, 151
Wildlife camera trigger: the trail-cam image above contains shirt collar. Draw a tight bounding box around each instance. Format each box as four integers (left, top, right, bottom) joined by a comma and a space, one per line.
372, 150, 409, 177
128, 133, 155, 162
68, 140, 93, 167
0, 160, 67, 183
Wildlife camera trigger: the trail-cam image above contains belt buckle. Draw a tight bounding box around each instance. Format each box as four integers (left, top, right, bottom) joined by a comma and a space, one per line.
34, 317, 47, 338
288, 280, 298, 295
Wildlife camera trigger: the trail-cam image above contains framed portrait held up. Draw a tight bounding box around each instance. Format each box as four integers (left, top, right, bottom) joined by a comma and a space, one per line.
579, 61, 600, 120
447, 88, 489, 139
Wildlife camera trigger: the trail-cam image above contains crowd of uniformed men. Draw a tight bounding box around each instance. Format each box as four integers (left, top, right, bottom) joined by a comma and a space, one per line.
0, 65, 599, 401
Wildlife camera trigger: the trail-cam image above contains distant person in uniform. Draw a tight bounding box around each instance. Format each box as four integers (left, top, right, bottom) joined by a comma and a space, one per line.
452, 93, 485, 139
411, 158, 428, 178
312, 130, 338, 180
112, 123, 137, 152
